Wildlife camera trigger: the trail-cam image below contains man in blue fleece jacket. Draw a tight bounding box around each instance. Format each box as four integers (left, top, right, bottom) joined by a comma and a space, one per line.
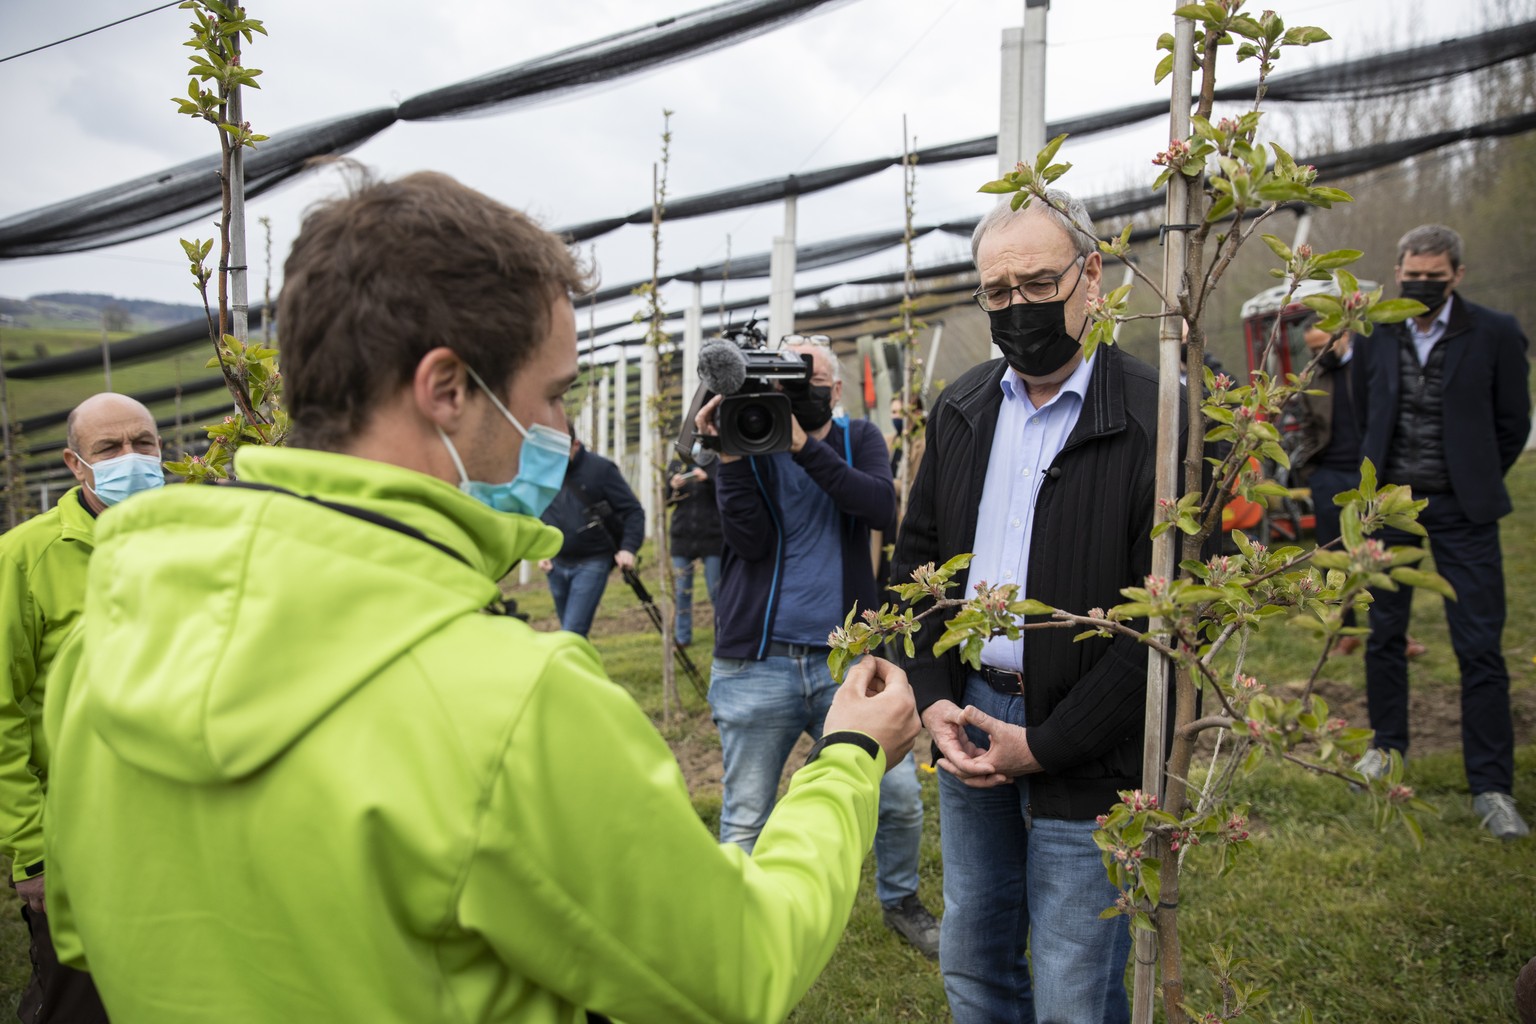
700, 337, 941, 959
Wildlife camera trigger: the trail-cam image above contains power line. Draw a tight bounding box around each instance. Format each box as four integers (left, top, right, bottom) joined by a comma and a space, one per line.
0, 2, 186, 65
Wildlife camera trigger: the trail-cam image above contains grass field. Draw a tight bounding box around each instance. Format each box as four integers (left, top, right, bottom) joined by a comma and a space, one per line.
0, 456, 1532, 1021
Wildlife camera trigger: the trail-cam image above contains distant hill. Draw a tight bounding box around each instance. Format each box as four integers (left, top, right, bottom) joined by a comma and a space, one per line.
0, 292, 204, 332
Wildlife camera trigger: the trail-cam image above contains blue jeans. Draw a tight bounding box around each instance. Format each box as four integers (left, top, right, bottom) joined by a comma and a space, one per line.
672, 554, 721, 646
938, 673, 1130, 1024
547, 556, 612, 637
708, 651, 923, 907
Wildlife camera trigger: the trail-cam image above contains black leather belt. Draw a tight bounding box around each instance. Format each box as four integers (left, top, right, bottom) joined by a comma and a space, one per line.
977, 666, 1025, 695
764, 641, 831, 659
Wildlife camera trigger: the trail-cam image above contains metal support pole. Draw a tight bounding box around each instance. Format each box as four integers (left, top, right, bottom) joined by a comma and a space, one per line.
1135, 9, 1196, 1024
998, 0, 1050, 175
768, 194, 798, 344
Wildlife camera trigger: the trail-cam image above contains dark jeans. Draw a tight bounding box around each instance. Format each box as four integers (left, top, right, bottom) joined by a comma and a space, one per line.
18, 907, 108, 1024
547, 556, 612, 637
1308, 465, 1358, 629
1364, 492, 1514, 795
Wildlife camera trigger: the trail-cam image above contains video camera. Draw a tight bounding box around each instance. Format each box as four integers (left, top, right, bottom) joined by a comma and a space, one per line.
675, 320, 813, 462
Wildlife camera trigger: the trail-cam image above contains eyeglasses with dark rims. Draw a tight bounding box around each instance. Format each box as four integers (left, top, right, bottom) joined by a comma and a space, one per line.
972, 255, 1087, 312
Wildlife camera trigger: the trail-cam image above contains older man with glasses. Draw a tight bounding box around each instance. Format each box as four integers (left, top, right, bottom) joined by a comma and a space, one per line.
891, 188, 1168, 1023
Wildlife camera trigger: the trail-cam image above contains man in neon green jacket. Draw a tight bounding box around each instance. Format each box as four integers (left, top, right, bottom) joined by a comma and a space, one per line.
44, 171, 920, 1024
2, 391, 162, 1022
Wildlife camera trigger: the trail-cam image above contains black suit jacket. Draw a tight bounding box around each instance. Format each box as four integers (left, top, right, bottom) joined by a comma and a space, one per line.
1352, 294, 1531, 524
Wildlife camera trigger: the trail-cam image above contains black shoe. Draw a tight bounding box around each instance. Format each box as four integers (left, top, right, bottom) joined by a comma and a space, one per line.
882, 894, 940, 959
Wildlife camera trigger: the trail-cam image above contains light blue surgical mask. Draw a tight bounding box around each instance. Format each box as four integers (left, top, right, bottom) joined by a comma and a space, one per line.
437, 366, 570, 518
80, 451, 165, 507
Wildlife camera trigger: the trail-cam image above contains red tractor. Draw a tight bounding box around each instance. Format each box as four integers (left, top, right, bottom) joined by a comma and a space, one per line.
1222, 278, 1374, 544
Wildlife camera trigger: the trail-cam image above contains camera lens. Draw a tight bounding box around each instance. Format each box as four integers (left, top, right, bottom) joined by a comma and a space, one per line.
736, 402, 773, 443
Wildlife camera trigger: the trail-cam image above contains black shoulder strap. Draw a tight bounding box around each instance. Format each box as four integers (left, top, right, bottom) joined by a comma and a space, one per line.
227, 481, 472, 569
226, 480, 528, 617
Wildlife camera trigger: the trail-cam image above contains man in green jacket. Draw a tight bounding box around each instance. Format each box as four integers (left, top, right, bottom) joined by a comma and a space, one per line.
2, 391, 162, 1023
44, 170, 919, 1024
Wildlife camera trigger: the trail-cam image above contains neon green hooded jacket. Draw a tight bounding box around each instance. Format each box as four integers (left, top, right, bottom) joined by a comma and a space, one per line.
45, 447, 884, 1023
0, 486, 93, 882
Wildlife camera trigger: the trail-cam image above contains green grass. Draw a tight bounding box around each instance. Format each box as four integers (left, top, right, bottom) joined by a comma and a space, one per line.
3, 459, 1534, 1021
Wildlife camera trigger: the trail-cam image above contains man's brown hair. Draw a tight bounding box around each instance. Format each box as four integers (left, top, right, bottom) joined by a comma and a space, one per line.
277, 170, 592, 449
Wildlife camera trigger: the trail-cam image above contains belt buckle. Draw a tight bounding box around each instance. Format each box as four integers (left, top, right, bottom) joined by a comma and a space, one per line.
986, 667, 1024, 695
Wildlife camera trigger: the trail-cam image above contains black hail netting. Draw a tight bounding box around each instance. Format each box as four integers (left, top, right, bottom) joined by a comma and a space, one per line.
9, 104, 1536, 392
0, 0, 848, 259
1, 17, 1530, 260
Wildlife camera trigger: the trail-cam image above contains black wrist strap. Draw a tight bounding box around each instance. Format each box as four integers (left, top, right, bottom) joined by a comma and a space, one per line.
804, 730, 881, 766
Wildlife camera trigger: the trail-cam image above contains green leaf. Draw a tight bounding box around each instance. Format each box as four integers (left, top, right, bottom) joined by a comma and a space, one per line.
1260, 234, 1292, 262
1388, 567, 1457, 601
1312, 249, 1363, 271
978, 179, 1018, 195
1365, 298, 1427, 324
1153, 53, 1175, 85
1033, 134, 1068, 175
1172, 5, 1210, 22
1282, 26, 1331, 45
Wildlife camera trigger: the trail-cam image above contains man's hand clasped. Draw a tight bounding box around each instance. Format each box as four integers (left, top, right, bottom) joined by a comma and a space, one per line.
921, 699, 1043, 788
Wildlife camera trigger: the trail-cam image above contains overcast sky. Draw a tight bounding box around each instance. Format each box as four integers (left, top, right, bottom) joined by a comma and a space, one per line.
0, 0, 1504, 338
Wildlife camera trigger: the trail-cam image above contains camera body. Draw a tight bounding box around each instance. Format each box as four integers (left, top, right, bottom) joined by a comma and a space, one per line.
676, 321, 813, 461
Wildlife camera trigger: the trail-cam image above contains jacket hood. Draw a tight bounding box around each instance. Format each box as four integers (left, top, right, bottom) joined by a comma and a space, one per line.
79, 447, 562, 784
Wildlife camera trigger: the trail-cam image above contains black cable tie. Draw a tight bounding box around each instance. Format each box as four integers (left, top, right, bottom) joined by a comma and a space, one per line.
217, 264, 250, 271
1157, 224, 1201, 245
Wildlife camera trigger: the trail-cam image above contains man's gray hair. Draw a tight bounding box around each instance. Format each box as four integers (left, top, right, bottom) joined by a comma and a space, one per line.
1396, 224, 1464, 269
971, 189, 1097, 265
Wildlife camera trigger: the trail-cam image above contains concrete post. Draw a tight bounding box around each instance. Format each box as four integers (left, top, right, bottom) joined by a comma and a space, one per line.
768, 194, 798, 344
998, 0, 1050, 175
597, 370, 611, 459
684, 281, 703, 403
639, 345, 657, 537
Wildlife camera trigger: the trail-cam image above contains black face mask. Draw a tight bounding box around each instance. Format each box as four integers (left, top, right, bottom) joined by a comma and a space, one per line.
1399, 278, 1451, 316
790, 384, 835, 432
988, 299, 1084, 378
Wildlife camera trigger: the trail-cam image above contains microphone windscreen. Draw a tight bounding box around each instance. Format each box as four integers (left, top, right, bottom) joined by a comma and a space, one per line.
697, 338, 748, 395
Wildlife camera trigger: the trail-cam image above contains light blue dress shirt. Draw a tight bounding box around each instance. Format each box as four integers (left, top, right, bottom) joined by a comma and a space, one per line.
965, 353, 1095, 672
1408, 294, 1454, 365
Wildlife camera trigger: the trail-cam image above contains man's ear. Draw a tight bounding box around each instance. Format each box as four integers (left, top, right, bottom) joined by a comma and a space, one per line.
413, 347, 473, 430
62, 447, 87, 484
1083, 251, 1103, 300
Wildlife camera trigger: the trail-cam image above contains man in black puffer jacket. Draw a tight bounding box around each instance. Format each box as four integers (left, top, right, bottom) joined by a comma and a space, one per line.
891, 189, 1161, 1024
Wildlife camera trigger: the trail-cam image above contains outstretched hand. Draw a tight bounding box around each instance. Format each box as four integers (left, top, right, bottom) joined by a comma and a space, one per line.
823, 657, 920, 772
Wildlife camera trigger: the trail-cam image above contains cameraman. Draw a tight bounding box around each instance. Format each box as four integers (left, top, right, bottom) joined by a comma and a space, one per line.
537, 430, 644, 637
697, 337, 941, 959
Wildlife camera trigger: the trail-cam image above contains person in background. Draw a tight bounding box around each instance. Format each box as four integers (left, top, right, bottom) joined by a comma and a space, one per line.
699, 337, 942, 960
666, 457, 722, 648
1, 392, 163, 1024
537, 430, 644, 637
1350, 223, 1531, 840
